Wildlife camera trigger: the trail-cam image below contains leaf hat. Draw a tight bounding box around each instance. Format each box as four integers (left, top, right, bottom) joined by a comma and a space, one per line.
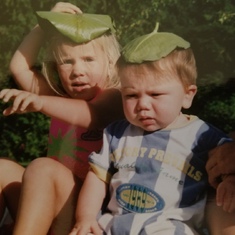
36, 11, 116, 44
122, 22, 190, 63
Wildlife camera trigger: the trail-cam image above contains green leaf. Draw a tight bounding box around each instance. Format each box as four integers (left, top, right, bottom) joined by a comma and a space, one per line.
122, 22, 190, 63
36, 11, 116, 44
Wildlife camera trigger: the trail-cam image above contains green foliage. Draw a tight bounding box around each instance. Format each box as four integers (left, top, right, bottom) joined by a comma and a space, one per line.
0, 104, 50, 163
0, 0, 235, 163
187, 78, 235, 133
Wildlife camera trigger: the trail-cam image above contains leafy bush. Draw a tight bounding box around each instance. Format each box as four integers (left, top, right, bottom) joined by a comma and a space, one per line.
189, 78, 235, 133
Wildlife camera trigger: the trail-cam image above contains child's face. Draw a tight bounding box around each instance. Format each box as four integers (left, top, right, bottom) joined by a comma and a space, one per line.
56, 41, 109, 100
121, 70, 196, 132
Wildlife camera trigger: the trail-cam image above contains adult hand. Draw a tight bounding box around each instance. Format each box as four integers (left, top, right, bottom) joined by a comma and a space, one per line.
206, 142, 235, 188
216, 175, 235, 213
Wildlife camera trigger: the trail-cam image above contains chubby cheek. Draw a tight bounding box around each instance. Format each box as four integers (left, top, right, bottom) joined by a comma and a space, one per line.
57, 65, 70, 78
58, 70, 70, 85
158, 107, 180, 126
60, 79, 72, 95
123, 101, 136, 121
59, 70, 74, 87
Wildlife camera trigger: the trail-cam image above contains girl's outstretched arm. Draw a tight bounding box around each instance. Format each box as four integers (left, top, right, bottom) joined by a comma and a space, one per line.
0, 88, 124, 129
39, 89, 124, 129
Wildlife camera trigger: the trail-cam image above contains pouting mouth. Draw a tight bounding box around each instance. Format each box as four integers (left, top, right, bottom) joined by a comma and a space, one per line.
71, 82, 88, 87
139, 115, 152, 121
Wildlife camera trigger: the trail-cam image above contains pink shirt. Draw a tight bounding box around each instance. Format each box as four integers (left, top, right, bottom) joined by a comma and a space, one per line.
47, 118, 103, 179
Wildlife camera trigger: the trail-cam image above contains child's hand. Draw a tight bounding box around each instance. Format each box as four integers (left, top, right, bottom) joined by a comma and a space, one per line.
0, 89, 43, 115
51, 2, 82, 14
216, 174, 235, 213
68, 217, 102, 235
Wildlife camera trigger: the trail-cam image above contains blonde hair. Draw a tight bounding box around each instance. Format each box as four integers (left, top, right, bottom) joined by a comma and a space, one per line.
42, 33, 121, 96
117, 48, 197, 89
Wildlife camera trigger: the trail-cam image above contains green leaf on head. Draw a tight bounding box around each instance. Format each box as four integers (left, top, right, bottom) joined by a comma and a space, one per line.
122, 22, 190, 63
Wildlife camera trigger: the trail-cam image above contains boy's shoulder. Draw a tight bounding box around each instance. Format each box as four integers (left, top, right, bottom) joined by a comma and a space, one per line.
105, 119, 131, 137
106, 118, 130, 130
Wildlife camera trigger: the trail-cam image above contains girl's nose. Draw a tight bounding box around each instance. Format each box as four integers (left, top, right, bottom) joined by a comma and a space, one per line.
71, 62, 84, 78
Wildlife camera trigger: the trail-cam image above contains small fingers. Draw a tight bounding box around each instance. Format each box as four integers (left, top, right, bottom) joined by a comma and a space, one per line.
51, 2, 82, 14
69, 223, 101, 235
69, 226, 90, 235
9, 92, 29, 112
0, 89, 8, 99
91, 224, 102, 235
0, 89, 24, 115
0, 89, 21, 102
2, 107, 17, 116
0, 89, 42, 115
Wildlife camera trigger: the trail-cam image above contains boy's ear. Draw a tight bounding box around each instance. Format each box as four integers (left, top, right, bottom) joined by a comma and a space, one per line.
182, 85, 197, 109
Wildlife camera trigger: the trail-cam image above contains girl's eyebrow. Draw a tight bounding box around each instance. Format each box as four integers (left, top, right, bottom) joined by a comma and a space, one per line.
82, 53, 96, 57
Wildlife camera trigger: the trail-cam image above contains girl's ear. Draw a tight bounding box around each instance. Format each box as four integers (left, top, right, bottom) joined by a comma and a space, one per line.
182, 85, 197, 109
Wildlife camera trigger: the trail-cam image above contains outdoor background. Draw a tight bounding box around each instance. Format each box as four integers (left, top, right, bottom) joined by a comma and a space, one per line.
0, 0, 235, 165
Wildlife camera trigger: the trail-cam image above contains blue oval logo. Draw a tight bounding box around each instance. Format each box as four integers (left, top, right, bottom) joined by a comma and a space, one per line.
116, 183, 165, 213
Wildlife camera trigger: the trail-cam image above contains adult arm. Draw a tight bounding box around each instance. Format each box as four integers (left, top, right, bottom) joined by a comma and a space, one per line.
206, 141, 235, 188
215, 174, 235, 213
205, 189, 235, 235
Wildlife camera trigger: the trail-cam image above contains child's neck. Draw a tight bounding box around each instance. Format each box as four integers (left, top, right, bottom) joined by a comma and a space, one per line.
165, 112, 190, 129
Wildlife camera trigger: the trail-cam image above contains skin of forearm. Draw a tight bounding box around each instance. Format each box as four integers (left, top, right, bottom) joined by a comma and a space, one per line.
40, 96, 94, 128
76, 171, 107, 221
39, 89, 124, 130
9, 25, 50, 94
10, 25, 44, 74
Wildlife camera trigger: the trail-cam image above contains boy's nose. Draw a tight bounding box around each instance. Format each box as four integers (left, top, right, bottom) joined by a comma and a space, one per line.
136, 98, 150, 111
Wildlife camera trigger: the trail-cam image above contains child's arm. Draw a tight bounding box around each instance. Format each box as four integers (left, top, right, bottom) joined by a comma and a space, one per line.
9, 25, 51, 95
69, 170, 107, 235
0, 88, 124, 129
9, 2, 82, 95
